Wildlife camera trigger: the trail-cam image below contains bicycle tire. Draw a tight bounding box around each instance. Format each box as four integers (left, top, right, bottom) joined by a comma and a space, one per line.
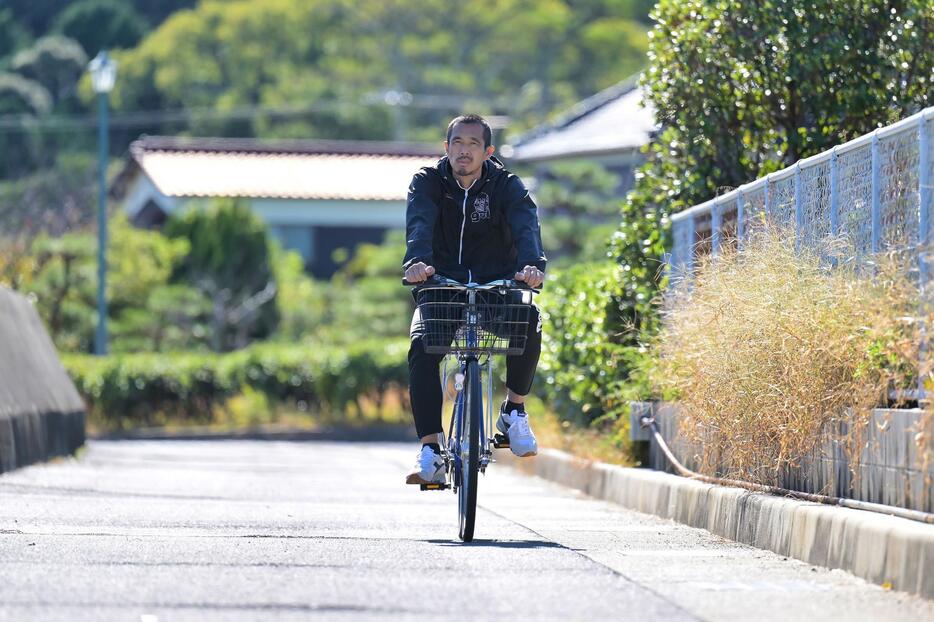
458, 358, 481, 542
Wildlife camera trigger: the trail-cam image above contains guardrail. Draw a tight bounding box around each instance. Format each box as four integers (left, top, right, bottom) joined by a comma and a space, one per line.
669, 106, 933, 275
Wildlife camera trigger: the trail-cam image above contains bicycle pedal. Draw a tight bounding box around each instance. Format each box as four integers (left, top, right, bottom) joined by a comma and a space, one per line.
419, 483, 450, 491
492, 433, 510, 449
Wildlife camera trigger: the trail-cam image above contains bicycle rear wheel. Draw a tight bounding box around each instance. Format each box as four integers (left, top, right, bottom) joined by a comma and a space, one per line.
458, 358, 481, 542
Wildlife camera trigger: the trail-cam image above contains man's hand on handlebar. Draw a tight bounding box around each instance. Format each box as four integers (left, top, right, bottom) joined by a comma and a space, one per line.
514, 265, 544, 288
404, 262, 436, 284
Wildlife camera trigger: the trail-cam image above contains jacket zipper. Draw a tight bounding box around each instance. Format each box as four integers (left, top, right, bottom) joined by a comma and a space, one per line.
457, 178, 477, 267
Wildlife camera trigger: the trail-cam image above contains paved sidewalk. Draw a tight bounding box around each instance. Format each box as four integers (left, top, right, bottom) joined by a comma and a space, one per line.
0, 440, 929, 621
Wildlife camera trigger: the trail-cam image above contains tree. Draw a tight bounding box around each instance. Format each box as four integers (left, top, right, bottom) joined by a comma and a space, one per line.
164, 200, 280, 351
0, 152, 96, 239
0, 9, 31, 69
532, 161, 621, 265
106, 0, 650, 141
106, 214, 209, 352
53, 0, 149, 57
0, 1, 75, 37
129, 0, 198, 28
611, 0, 932, 338
8, 212, 204, 353
0, 72, 52, 177
11, 35, 87, 106
22, 231, 97, 352
0, 71, 50, 115
635, 0, 931, 216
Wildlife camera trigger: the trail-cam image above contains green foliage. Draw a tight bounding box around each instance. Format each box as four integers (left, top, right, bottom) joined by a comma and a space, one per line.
25, 230, 97, 352
11, 35, 87, 105
52, 0, 149, 57
273, 229, 412, 345
106, 213, 208, 352
0, 36, 90, 179
633, 0, 931, 216
0, 1, 76, 37
270, 243, 327, 343
0, 71, 50, 114
533, 161, 622, 266
326, 230, 412, 341
108, 0, 649, 140
110, 284, 211, 352
129, 1, 197, 28
0, 9, 31, 68
6, 212, 208, 353
0, 152, 97, 242
0, 72, 50, 177
539, 261, 654, 429
63, 338, 410, 428
610, 0, 931, 372
165, 200, 280, 351
607, 178, 668, 338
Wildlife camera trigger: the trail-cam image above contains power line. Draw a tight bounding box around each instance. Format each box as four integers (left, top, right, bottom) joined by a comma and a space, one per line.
0, 93, 522, 134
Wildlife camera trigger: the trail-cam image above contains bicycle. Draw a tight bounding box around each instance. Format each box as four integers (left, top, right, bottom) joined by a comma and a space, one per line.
403, 275, 538, 542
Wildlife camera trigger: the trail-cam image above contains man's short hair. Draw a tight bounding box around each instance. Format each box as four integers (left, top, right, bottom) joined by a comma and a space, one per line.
446, 114, 493, 148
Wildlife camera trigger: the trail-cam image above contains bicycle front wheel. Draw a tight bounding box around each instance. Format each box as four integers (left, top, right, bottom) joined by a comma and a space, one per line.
458, 358, 481, 542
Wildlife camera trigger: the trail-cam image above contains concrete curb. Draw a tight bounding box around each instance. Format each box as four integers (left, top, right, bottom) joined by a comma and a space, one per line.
500, 448, 934, 599
0, 287, 86, 474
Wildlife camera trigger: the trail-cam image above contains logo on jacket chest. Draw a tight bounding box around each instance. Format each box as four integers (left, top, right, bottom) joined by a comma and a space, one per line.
470, 193, 491, 223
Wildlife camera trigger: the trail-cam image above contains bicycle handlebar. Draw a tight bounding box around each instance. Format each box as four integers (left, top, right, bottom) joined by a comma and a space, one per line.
402, 275, 540, 292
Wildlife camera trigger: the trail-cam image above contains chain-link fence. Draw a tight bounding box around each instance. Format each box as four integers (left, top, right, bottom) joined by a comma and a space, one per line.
670, 107, 933, 276
668, 107, 933, 398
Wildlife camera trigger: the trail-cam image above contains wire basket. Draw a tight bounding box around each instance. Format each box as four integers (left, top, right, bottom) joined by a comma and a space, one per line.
413, 288, 531, 356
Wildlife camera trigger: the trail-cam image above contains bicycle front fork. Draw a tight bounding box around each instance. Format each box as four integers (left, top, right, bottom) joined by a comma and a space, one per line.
480, 356, 495, 472
444, 357, 496, 481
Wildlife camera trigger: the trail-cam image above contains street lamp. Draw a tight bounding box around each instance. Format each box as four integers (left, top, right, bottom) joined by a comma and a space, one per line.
88, 51, 116, 356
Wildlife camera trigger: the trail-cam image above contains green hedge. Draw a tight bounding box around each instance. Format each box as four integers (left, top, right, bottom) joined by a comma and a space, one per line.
539, 261, 651, 428
62, 338, 410, 427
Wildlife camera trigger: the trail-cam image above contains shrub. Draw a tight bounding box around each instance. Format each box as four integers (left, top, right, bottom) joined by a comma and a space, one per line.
538, 261, 655, 436
655, 229, 920, 484
165, 199, 279, 351
63, 338, 410, 429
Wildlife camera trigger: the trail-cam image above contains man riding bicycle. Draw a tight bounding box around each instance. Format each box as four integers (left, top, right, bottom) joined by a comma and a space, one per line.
403, 113, 546, 486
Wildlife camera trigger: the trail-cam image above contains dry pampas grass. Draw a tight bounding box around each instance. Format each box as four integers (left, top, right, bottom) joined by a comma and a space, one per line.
655, 228, 923, 485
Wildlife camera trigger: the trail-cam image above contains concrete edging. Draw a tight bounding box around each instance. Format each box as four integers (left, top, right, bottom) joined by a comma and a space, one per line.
0, 287, 86, 473
500, 448, 934, 599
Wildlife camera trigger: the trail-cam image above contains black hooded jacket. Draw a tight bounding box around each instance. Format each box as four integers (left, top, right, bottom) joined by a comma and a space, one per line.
402, 156, 546, 283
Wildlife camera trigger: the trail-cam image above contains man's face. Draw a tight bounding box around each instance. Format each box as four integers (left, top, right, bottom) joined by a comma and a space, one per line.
445, 122, 493, 178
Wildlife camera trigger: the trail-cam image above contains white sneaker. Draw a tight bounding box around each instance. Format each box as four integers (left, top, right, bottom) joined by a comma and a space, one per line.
405, 445, 446, 485
496, 409, 538, 457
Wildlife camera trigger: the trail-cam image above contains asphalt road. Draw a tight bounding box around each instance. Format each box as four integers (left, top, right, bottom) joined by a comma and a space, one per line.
0, 439, 932, 621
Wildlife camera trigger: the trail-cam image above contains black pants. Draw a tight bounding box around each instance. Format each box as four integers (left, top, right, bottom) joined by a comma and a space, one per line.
408, 304, 542, 439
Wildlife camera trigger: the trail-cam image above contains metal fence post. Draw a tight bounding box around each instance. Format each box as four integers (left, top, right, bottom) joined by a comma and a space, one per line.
830, 146, 839, 237
670, 219, 683, 278
686, 213, 696, 275
765, 175, 771, 222
794, 162, 803, 249
920, 115, 930, 398
871, 130, 881, 252
737, 190, 745, 249
711, 201, 722, 258
920, 116, 929, 249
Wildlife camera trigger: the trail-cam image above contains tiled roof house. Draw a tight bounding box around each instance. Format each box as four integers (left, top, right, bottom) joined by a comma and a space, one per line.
112, 136, 441, 277
503, 78, 657, 196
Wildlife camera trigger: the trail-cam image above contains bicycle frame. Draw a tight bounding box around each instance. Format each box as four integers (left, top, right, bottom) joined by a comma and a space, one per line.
444, 353, 496, 482
409, 277, 533, 477
442, 284, 499, 489
404, 275, 537, 540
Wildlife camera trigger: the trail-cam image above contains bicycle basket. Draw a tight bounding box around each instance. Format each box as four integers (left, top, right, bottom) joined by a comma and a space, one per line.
413, 288, 531, 356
